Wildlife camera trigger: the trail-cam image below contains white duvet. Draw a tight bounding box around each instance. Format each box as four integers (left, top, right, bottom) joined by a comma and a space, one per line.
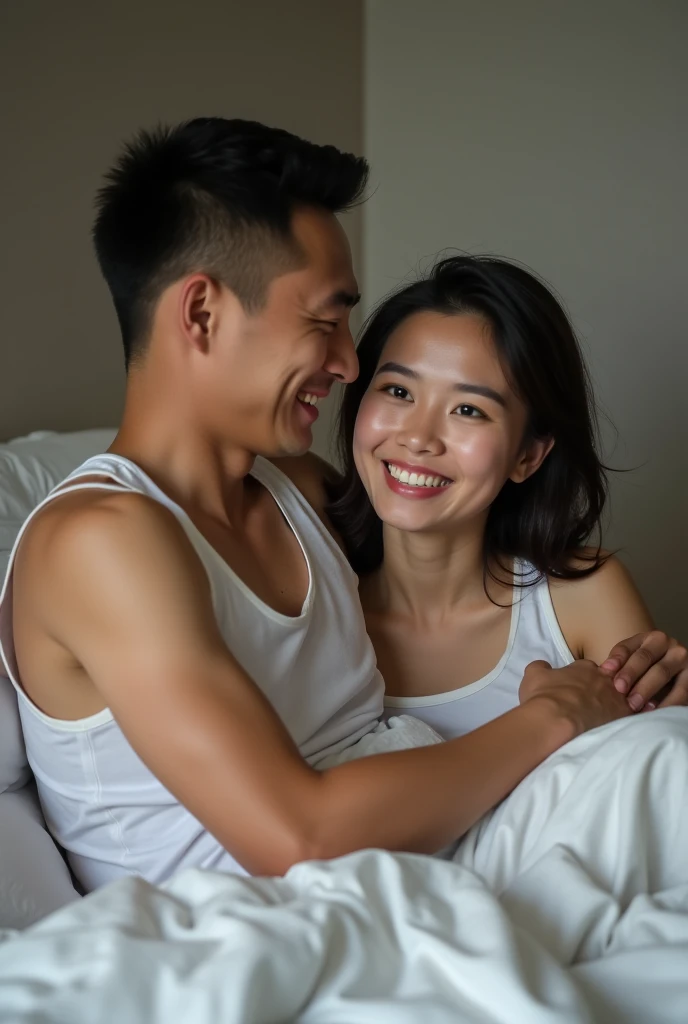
1, 710, 687, 1023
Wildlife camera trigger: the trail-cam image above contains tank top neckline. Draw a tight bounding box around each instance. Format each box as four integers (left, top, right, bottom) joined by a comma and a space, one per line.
61, 452, 316, 627
384, 582, 523, 710
384, 561, 574, 711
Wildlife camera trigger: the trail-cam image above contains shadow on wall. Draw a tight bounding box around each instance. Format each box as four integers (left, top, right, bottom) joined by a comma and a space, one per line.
0, 0, 363, 447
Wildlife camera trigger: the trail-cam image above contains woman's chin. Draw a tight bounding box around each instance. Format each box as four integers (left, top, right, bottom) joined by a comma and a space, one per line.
372, 499, 442, 535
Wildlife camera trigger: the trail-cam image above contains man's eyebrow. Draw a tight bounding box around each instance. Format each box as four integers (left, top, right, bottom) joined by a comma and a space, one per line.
313, 289, 361, 315
375, 363, 507, 407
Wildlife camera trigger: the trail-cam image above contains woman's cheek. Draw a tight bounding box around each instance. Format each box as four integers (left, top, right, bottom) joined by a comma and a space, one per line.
453, 429, 512, 489
354, 395, 393, 453
353, 395, 382, 480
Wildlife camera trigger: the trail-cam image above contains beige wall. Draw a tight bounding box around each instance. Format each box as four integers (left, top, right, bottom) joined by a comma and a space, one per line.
0, 0, 363, 459
364, 0, 687, 634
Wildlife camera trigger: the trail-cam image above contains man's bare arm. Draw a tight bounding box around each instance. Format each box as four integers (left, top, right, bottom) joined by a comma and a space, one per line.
24, 493, 629, 876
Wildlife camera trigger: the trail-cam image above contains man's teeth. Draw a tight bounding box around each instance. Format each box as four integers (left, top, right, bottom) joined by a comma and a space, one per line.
385, 463, 451, 488
298, 392, 320, 406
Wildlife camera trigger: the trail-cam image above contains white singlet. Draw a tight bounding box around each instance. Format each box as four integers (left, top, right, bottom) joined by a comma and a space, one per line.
384, 563, 575, 740
0, 454, 388, 891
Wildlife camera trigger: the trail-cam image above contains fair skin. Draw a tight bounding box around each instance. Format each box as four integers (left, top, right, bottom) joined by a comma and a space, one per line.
352, 310, 688, 713
9, 208, 678, 878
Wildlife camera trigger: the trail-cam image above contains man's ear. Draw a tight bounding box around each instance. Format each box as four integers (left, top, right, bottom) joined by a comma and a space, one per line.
510, 435, 555, 484
179, 274, 220, 354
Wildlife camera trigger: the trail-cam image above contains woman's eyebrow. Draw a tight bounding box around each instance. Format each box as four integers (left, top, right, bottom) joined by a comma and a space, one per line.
375, 361, 417, 379
375, 363, 507, 407
454, 383, 507, 408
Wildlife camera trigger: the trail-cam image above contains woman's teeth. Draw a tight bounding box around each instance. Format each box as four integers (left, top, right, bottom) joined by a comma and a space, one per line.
385, 463, 451, 488
298, 392, 320, 406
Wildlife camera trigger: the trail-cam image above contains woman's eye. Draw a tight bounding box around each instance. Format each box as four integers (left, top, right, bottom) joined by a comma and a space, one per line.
456, 404, 484, 419
384, 385, 412, 401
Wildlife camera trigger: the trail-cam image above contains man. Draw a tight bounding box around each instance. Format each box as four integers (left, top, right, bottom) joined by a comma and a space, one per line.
0, 118, 684, 890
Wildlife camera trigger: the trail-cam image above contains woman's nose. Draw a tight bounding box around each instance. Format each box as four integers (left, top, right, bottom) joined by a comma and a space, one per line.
396, 409, 445, 455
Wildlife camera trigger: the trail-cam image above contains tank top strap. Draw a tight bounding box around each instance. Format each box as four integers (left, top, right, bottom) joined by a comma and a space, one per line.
63, 454, 345, 573
0, 455, 146, 691
510, 559, 574, 666
250, 457, 357, 579
59, 453, 163, 499
250, 457, 319, 523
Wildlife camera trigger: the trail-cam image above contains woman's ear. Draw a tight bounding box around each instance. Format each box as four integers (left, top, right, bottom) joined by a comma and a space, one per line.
510, 435, 555, 484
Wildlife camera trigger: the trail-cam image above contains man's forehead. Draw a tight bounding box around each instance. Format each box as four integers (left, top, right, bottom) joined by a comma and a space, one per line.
265, 258, 358, 313
280, 205, 360, 311
291, 206, 353, 263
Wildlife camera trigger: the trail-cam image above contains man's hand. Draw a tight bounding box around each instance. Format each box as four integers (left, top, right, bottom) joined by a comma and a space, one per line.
519, 659, 631, 734
600, 631, 688, 712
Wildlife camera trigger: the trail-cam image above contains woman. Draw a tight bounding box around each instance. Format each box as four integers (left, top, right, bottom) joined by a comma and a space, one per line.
327, 255, 683, 738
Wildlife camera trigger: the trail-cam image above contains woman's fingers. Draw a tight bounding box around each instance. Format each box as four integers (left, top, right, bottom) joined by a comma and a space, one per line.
606, 632, 688, 711
657, 667, 688, 709
603, 631, 673, 690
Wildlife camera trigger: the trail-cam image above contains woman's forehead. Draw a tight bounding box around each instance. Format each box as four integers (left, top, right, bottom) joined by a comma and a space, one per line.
379, 311, 503, 377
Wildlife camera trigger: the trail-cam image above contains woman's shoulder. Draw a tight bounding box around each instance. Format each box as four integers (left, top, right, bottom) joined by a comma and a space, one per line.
547, 549, 652, 661
547, 548, 629, 597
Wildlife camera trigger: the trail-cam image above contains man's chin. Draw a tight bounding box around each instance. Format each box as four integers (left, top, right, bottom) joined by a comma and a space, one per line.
279, 436, 312, 457
262, 430, 312, 459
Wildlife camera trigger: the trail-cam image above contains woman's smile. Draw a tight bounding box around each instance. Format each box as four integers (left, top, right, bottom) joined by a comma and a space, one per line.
381, 459, 453, 499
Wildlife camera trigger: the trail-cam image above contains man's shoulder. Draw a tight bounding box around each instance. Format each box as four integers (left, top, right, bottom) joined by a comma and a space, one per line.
18, 487, 187, 580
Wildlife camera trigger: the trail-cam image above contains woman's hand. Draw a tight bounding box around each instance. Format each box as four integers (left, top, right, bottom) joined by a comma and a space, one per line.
601, 631, 688, 712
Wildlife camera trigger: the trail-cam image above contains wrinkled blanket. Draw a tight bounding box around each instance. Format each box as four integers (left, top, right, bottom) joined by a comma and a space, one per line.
1, 710, 687, 1023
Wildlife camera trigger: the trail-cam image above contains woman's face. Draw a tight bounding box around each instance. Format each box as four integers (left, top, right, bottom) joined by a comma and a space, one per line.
353, 310, 548, 536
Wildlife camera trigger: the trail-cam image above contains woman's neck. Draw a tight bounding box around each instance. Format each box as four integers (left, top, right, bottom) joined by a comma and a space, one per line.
362, 517, 499, 625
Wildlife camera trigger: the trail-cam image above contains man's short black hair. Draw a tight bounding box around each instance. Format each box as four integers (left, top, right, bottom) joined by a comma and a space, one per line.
93, 118, 369, 367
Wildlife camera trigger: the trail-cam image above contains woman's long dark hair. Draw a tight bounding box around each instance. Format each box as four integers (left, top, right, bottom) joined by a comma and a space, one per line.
327, 255, 609, 587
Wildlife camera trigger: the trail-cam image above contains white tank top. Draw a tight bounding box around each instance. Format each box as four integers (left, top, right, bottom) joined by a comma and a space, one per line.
0, 454, 383, 891
383, 563, 574, 740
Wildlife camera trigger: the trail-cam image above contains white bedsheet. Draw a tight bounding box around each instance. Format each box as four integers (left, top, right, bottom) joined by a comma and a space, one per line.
0, 710, 687, 1022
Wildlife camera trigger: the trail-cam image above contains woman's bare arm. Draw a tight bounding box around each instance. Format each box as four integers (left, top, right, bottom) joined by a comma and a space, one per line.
551, 555, 653, 665
550, 554, 688, 709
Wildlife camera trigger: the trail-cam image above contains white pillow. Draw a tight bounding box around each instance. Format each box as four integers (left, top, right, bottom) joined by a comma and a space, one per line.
0, 675, 30, 794
0, 428, 116, 580
0, 786, 80, 929
0, 428, 116, 793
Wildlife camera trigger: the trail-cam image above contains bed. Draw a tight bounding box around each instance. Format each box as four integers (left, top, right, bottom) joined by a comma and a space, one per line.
1, 430, 687, 1022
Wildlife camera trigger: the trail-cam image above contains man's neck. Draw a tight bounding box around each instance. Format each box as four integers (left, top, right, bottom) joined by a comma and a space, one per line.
110, 371, 256, 528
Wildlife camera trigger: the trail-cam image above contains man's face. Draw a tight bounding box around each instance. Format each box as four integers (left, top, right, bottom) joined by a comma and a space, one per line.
203, 206, 360, 457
